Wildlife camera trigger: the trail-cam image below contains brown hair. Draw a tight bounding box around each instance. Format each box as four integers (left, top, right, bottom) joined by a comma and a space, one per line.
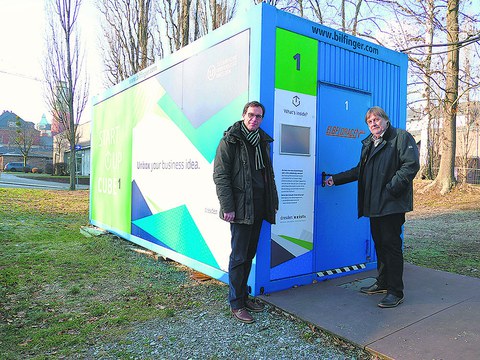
242, 101, 265, 118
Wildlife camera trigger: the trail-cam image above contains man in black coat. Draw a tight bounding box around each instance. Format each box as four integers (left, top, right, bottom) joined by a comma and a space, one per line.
213, 101, 278, 323
325, 106, 419, 308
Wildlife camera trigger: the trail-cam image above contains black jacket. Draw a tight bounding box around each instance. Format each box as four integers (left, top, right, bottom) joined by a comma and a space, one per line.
213, 121, 279, 224
332, 124, 419, 218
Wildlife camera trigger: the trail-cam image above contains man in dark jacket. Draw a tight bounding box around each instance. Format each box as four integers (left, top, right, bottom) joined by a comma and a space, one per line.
325, 106, 419, 308
213, 101, 278, 323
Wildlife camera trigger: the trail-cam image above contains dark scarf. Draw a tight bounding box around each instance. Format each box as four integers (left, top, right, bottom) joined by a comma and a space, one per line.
241, 122, 265, 170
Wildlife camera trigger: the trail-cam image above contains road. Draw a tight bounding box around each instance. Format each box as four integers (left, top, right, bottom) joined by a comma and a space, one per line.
0, 173, 89, 190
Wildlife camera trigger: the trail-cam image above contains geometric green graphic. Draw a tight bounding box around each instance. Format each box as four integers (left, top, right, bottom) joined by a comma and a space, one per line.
275, 28, 318, 95
90, 92, 138, 233
158, 92, 248, 163
132, 205, 219, 268
278, 234, 313, 251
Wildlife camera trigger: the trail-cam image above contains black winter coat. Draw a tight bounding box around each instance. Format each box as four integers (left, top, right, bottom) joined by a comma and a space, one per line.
332, 124, 420, 218
213, 121, 279, 224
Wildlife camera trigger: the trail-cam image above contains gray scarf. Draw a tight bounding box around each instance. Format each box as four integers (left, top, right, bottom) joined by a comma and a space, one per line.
241, 122, 265, 170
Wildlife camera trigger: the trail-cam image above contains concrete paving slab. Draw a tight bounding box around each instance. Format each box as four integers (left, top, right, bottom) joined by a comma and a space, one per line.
260, 263, 480, 359
367, 296, 480, 360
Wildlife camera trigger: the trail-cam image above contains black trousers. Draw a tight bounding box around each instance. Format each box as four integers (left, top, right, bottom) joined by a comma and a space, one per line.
370, 213, 406, 298
228, 198, 265, 310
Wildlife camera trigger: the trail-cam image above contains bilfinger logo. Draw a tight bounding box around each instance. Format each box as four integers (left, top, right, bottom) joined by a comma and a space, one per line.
326, 125, 365, 139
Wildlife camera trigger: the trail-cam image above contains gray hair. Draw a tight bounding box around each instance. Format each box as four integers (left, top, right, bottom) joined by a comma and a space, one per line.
365, 106, 390, 124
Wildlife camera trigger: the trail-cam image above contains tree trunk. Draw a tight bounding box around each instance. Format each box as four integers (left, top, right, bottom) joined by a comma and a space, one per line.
459, 49, 473, 183
44, 0, 88, 190
420, 0, 435, 180
181, 0, 191, 47
434, 0, 459, 194
63, 2, 77, 191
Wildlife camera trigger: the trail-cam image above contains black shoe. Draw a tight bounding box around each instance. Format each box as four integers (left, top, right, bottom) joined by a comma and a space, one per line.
360, 283, 387, 294
245, 298, 265, 313
378, 293, 404, 308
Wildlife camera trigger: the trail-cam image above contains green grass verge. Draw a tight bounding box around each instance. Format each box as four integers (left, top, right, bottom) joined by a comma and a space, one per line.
404, 211, 480, 278
0, 188, 226, 359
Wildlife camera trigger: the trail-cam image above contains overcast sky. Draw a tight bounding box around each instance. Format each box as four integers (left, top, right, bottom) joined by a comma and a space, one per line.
0, 0, 102, 125
0, 0, 48, 123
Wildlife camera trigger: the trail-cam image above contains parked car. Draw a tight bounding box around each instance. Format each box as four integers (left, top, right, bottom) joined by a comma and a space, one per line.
3, 162, 33, 172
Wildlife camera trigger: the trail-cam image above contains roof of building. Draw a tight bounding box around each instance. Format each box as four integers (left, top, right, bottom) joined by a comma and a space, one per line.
0, 110, 35, 129
0, 110, 20, 125
39, 114, 49, 125
37, 114, 52, 131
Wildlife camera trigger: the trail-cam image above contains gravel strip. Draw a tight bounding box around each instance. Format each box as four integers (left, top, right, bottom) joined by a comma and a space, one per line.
87, 302, 371, 359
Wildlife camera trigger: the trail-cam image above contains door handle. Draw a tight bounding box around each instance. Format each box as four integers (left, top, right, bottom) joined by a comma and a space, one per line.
321, 171, 332, 187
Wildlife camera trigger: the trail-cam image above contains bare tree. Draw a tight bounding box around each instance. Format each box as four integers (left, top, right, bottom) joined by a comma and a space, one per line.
207, 0, 237, 32
424, 0, 459, 194
44, 0, 89, 190
307, 0, 324, 23
386, 0, 442, 179
414, 0, 436, 180
372, 0, 479, 193
98, 0, 164, 86
180, 0, 192, 46
97, 0, 238, 86
159, 0, 180, 52
267, 0, 388, 41
10, 118, 39, 168
158, 0, 237, 53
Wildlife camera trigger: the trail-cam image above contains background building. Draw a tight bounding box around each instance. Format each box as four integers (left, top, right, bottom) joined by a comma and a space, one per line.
407, 102, 480, 183
0, 110, 53, 172
52, 121, 91, 176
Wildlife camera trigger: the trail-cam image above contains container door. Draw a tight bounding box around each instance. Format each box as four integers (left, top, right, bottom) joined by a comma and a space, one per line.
314, 83, 372, 274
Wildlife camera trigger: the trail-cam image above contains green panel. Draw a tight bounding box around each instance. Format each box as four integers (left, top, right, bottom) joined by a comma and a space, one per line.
91, 83, 154, 233
275, 28, 318, 95
278, 235, 313, 251
132, 205, 219, 268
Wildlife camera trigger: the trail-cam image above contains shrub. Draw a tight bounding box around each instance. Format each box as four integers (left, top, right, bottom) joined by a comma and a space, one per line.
45, 163, 54, 175
32, 168, 43, 174
54, 162, 69, 176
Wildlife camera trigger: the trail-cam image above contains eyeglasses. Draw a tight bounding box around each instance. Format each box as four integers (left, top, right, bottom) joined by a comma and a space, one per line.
247, 113, 263, 119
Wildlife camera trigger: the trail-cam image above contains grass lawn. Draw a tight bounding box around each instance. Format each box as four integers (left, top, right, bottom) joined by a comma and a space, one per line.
404, 181, 480, 278
0, 188, 226, 359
